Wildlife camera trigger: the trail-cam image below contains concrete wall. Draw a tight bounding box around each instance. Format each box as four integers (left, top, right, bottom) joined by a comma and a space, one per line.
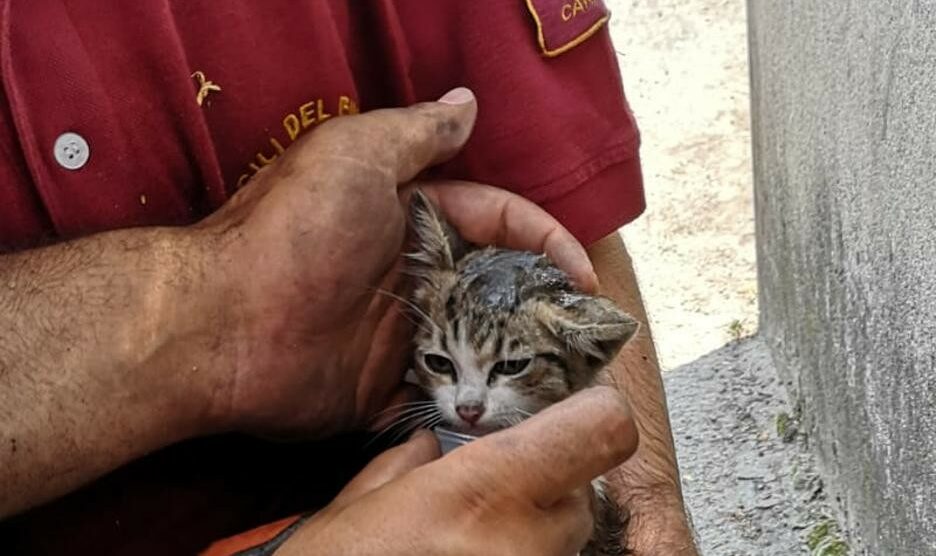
747, 2, 936, 553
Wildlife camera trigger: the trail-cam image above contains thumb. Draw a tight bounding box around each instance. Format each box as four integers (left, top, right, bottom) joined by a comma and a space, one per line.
331, 430, 441, 508
300, 87, 478, 186
466, 386, 638, 509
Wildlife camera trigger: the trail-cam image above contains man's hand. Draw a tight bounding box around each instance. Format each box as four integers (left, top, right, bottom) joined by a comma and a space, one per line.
273, 386, 637, 556
0, 87, 600, 516
184, 87, 597, 436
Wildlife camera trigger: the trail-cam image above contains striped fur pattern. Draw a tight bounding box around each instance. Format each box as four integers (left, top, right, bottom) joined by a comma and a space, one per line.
405, 191, 637, 555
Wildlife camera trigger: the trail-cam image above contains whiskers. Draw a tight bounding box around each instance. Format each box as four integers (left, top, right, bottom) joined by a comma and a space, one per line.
498, 407, 535, 428
366, 400, 444, 449
370, 286, 443, 338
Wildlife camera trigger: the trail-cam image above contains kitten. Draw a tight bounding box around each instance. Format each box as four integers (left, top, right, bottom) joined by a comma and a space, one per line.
404, 190, 638, 556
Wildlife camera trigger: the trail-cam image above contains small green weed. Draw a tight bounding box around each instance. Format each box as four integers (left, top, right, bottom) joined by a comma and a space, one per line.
728, 319, 745, 340
806, 519, 849, 556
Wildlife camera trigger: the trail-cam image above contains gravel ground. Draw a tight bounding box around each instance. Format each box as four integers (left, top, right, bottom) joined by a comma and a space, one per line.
665, 337, 851, 555
606, 0, 758, 371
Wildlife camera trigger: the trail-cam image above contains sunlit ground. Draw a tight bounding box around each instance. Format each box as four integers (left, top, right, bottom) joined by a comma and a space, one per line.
607, 0, 757, 370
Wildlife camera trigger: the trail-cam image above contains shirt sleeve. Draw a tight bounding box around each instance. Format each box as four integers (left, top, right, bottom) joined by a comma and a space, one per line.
379, 0, 645, 246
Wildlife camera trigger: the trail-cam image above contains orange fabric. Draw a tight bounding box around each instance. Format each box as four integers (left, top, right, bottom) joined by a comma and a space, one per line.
200, 514, 303, 556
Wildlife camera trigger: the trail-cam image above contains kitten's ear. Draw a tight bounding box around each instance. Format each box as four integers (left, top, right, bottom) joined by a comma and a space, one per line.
407, 189, 468, 272
540, 296, 639, 365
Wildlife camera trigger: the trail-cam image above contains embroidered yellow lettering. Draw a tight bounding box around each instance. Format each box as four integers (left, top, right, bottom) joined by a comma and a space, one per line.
255, 150, 278, 166
283, 114, 302, 141
299, 101, 317, 128
270, 137, 286, 155
338, 95, 359, 116
317, 99, 332, 123
236, 94, 360, 188
561, 0, 594, 21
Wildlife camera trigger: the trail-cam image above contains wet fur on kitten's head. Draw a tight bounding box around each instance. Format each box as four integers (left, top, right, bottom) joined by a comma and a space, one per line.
406, 190, 639, 434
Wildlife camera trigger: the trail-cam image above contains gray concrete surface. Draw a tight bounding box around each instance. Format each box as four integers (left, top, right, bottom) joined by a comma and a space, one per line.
748, 2, 936, 553
667, 338, 846, 555
606, 0, 758, 370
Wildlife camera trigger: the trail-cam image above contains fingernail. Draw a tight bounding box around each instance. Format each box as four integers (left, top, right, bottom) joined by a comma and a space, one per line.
438, 87, 475, 105
572, 274, 600, 295
553, 243, 598, 293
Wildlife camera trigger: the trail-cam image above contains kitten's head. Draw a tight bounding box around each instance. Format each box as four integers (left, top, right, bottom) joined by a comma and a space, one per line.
406, 190, 639, 434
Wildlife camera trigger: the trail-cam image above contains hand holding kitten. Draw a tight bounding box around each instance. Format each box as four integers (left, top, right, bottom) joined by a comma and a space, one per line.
276, 386, 638, 556
177, 87, 597, 438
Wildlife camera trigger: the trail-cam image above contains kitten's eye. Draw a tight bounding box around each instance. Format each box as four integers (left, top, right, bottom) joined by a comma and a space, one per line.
491, 358, 532, 377
423, 353, 456, 376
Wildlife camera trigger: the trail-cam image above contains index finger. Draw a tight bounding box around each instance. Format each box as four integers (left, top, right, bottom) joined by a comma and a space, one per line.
464, 386, 637, 508
411, 182, 600, 293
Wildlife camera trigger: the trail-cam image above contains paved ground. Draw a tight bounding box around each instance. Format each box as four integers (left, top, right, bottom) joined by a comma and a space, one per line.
606, 0, 758, 371
665, 338, 850, 555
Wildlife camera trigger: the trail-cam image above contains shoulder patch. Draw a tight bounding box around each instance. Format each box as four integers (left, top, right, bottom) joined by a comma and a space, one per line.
525, 0, 610, 58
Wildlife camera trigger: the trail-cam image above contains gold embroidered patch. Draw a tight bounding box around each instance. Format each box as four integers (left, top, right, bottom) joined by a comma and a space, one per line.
525, 0, 611, 58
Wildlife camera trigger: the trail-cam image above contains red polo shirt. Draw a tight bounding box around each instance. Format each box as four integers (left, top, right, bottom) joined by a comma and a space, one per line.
0, 0, 642, 251
0, 0, 644, 554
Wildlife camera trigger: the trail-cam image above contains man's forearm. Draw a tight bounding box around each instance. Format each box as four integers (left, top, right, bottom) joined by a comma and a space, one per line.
0, 228, 210, 518
587, 233, 698, 555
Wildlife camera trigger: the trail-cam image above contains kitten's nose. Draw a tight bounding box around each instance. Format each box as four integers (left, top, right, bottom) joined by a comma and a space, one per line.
456, 403, 485, 425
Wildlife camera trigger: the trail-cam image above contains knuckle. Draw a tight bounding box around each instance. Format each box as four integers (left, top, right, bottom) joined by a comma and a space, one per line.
303, 113, 372, 156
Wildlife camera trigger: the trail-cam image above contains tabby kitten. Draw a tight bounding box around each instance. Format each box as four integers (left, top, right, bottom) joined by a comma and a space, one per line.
404, 190, 638, 556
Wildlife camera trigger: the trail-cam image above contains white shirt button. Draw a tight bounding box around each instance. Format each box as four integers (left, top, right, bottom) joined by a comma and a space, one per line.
53, 132, 90, 170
